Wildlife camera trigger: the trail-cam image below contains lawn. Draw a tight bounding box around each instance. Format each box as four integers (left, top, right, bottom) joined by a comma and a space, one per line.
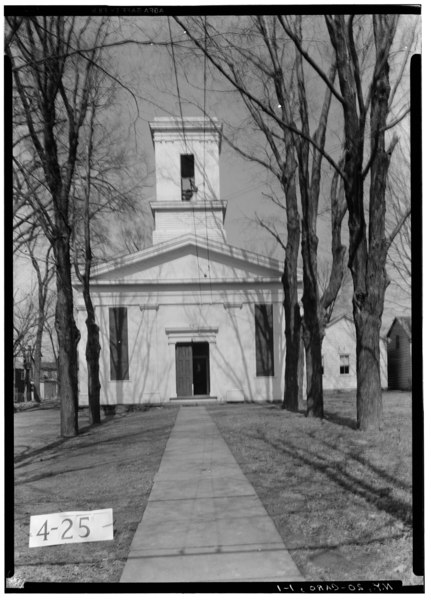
208, 391, 422, 585
10, 392, 422, 586
11, 405, 179, 585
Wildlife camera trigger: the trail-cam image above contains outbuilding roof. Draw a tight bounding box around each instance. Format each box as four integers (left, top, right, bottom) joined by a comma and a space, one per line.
387, 317, 412, 341
326, 312, 387, 341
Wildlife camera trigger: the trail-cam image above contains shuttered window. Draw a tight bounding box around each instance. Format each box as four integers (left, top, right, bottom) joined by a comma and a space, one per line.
255, 304, 274, 376
109, 307, 129, 380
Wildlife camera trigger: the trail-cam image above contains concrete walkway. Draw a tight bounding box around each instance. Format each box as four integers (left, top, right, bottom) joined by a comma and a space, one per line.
120, 407, 303, 582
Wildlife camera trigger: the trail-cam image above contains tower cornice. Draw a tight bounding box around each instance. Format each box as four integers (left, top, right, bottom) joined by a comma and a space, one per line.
149, 117, 222, 151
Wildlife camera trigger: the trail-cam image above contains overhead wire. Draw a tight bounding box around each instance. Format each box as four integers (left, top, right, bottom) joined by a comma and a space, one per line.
168, 16, 203, 305
202, 16, 214, 302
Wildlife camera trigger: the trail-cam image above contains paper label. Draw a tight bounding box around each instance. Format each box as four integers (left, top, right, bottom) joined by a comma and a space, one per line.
29, 509, 113, 547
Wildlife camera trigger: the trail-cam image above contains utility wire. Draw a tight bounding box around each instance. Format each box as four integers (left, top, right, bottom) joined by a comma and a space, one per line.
203, 16, 213, 302
168, 16, 203, 305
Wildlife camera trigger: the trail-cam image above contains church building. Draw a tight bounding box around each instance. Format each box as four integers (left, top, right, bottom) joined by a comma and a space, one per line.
75, 117, 292, 406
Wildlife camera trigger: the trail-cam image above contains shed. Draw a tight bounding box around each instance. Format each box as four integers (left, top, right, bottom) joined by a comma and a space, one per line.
386, 317, 412, 390
40, 361, 58, 400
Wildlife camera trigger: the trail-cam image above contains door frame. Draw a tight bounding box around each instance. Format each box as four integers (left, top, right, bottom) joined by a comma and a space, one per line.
175, 341, 210, 396
166, 326, 218, 398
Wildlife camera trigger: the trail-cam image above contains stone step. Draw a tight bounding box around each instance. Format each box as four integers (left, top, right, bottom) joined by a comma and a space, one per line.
169, 396, 221, 405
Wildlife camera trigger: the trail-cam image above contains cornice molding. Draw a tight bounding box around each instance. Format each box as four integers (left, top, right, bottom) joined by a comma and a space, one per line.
165, 325, 219, 345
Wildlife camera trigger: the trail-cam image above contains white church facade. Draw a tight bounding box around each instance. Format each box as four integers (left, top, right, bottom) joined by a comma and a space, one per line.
75, 117, 290, 406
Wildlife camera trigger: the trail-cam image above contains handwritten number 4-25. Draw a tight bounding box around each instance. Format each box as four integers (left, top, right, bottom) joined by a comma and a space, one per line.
36, 517, 90, 542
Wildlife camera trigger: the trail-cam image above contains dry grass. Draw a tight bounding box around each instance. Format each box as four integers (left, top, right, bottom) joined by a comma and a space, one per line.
12, 406, 179, 584
11, 392, 422, 586
208, 391, 422, 585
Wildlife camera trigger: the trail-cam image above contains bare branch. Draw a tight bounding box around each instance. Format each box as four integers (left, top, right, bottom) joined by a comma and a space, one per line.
255, 213, 286, 250
278, 14, 346, 107
347, 15, 365, 115
175, 16, 346, 182
386, 206, 411, 250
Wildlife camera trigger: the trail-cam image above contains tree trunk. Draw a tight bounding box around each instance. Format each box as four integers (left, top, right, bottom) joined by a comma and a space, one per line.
282, 225, 301, 410
283, 290, 301, 411
306, 326, 324, 418
352, 15, 396, 431
297, 323, 304, 408
301, 228, 325, 418
83, 289, 101, 425
54, 239, 80, 437
33, 314, 43, 403
279, 149, 301, 412
282, 270, 301, 411
354, 309, 383, 430
301, 319, 324, 417
302, 323, 312, 402
25, 363, 32, 403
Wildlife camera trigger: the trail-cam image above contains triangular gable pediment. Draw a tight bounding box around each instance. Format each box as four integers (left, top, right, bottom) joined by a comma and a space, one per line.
85, 234, 284, 285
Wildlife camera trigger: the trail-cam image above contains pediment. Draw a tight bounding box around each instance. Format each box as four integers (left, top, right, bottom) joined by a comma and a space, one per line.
88, 234, 283, 285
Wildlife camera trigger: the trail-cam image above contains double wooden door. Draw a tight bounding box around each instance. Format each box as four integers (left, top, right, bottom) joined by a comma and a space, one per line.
175, 342, 209, 397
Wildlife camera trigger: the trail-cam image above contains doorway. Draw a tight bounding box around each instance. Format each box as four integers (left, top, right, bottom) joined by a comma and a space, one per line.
175, 342, 210, 397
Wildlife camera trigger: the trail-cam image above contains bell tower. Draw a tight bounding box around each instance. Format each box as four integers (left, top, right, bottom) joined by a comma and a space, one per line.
149, 117, 227, 245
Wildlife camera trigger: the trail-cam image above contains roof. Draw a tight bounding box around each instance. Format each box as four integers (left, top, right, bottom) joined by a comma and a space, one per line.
327, 313, 387, 341
14, 360, 57, 370
387, 316, 412, 340
41, 361, 57, 370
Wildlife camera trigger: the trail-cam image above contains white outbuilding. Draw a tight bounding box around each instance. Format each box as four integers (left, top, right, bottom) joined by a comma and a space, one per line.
322, 314, 388, 391
75, 117, 291, 406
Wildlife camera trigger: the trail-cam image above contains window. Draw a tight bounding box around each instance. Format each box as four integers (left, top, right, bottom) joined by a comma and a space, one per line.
321, 356, 324, 375
255, 304, 274, 376
109, 307, 129, 380
181, 154, 196, 201
340, 354, 350, 375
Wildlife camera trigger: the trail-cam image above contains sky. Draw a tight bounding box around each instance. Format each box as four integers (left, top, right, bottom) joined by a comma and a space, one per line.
98, 12, 416, 331
11, 10, 418, 349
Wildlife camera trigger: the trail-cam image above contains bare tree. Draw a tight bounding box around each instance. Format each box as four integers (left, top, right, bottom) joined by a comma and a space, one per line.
174, 15, 303, 410
386, 143, 411, 296
174, 13, 416, 429
320, 14, 412, 429
7, 16, 110, 436
274, 13, 417, 429
174, 15, 349, 416
23, 236, 55, 403
287, 17, 348, 417
13, 289, 38, 403
72, 100, 101, 425
70, 73, 147, 424
43, 296, 59, 365
13, 289, 37, 359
